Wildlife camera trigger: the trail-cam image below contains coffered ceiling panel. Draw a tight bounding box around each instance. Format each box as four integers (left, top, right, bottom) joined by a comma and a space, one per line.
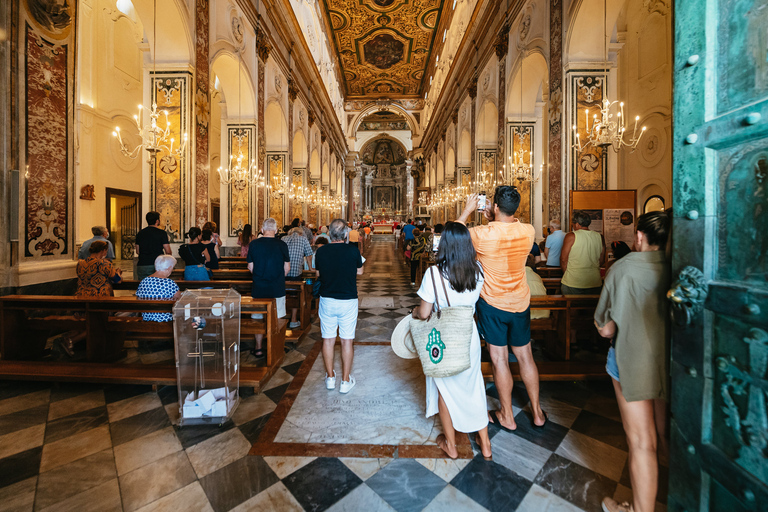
321, 0, 445, 98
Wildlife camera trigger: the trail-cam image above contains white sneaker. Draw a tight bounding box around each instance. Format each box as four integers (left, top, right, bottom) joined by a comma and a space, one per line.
325, 372, 336, 390
339, 376, 356, 394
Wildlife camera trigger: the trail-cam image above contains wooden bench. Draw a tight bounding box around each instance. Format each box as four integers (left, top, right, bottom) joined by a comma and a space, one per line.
480, 294, 604, 380
115, 278, 314, 342
0, 295, 288, 390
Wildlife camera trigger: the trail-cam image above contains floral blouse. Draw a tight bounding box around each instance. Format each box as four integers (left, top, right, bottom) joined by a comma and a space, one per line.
76, 257, 120, 298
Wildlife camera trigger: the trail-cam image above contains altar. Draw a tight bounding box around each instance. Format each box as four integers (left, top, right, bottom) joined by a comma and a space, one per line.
372, 222, 396, 234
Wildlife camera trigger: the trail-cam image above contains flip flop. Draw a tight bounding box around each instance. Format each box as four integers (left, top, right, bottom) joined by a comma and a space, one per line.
250, 349, 265, 359
532, 411, 549, 429
436, 434, 458, 460
488, 410, 517, 433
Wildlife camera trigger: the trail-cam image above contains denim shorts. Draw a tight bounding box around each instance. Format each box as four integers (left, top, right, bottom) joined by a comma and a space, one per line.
319, 297, 359, 339
606, 346, 620, 381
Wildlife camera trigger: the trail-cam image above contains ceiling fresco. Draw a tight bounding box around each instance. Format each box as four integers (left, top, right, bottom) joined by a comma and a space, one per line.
358, 110, 410, 130
321, 0, 445, 98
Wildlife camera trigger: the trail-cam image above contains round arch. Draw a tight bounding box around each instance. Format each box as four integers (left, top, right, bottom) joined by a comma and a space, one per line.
506, 50, 548, 117
293, 130, 307, 168
309, 150, 320, 179
210, 51, 256, 119
131, 0, 192, 63
358, 134, 409, 167
476, 101, 498, 147
566, 0, 624, 61
265, 101, 288, 150
348, 103, 420, 138
458, 129, 471, 167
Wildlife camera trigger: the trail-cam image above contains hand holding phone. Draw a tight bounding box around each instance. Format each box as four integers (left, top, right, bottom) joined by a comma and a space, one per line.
477, 192, 487, 211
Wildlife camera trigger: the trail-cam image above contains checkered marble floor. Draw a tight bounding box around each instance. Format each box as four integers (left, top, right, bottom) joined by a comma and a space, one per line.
0, 238, 668, 511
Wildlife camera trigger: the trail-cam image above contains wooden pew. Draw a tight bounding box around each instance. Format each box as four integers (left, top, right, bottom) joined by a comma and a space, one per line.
114, 278, 314, 342
0, 295, 288, 390
480, 294, 604, 380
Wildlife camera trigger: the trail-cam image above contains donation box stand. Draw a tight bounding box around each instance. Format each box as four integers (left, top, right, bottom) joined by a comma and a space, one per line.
173, 289, 241, 426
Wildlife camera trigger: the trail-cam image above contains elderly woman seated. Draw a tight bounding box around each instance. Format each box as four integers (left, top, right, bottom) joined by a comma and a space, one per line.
76, 240, 122, 298
136, 255, 181, 322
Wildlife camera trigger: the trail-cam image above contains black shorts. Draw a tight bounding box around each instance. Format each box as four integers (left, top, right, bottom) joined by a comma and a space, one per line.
476, 298, 531, 348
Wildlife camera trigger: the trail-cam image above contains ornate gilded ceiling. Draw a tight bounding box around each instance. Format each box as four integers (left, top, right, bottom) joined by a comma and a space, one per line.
321, 0, 445, 98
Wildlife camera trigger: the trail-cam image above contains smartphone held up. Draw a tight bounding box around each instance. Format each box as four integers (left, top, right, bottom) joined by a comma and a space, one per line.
477, 192, 486, 211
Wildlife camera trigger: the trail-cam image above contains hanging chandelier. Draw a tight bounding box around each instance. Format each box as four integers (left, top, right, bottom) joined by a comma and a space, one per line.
113, 0, 187, 164
572, 0, 645, 154
217, 47, 264, 188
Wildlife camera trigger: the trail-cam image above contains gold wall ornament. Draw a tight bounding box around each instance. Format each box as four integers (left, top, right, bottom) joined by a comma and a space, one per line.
80, 185, 95, 201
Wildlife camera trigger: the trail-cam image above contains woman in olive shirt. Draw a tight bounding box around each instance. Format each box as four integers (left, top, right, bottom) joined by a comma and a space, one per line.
594, 211, 670, 512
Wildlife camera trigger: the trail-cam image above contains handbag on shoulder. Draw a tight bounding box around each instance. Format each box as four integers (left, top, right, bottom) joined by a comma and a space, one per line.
409, 267, 474, 378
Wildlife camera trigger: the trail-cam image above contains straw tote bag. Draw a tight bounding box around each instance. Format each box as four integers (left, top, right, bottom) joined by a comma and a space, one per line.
409, 267, 474, 378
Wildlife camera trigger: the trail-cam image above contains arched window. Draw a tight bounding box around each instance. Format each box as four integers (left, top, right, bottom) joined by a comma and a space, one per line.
644, 195, 665, 213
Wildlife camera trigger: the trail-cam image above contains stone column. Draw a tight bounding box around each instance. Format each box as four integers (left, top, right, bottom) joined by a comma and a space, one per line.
469, 77, 478, 183
194, 0, 210, 228
256, 23, 270, 229
495, 26, 509, 184
549, 0, 563, 223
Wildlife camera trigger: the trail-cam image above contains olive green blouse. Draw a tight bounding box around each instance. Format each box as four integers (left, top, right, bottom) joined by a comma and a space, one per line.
594, 250, 670, 402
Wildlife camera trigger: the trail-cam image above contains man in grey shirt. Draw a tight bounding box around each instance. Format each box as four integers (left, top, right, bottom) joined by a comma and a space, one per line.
79, 226, 115, 260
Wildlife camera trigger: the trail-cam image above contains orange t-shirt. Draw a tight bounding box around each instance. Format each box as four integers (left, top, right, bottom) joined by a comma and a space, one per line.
364, 227, 371, 235
348, 230, 360, 243
470, 221, 536, 313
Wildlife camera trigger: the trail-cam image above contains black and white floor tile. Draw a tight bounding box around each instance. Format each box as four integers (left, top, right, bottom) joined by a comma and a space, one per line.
0, 238, 666, 511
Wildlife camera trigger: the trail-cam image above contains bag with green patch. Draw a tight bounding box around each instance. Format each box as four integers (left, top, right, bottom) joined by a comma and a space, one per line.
409, 267, 474, 378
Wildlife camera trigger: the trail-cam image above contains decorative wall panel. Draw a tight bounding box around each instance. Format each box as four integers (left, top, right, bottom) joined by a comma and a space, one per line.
150, 72, 191, 243
568, 72, 607, 191
257, 60, 266, 233
227, 125, 255, 236
24, 23, 73, 257
290, 169, 303, 221
322, 0, 445, 97
268, 153, 287, 225
308, 179, 319, 227
195, 0, 210, 227
507, 123, 534, 224
549, 0, 563, 221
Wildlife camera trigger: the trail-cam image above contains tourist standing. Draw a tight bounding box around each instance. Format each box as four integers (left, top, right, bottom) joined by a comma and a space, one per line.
315, 219, 364, 394
283, 226, 314, 330
247, 218, 290, 359
407, 228, 425, 285
544, 219, 565, 267
560, 210, 605, 294
79, 226, 116, 261
135, 211, 172, 281
238, 224, 255, 257
201, 229, 220, 269
596, 212, 670, 512
402, 219, 416, 253
457, 188, 547, 430
410, 222, 492, 460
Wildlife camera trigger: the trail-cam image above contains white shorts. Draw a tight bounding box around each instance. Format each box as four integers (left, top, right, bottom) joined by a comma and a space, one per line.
319, 297, 359, 340
250, 296, 286, 320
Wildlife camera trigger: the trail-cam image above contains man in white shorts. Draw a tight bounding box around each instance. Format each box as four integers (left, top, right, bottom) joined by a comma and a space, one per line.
314, 218, 364, 393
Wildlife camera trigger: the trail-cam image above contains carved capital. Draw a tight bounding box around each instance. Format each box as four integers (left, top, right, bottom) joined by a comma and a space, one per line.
494, 24, 509, 59
307, 110, 315, 127
441, 131, 446, 141
321, 132, 327, 143
451, 109, 458, 125
256, 25, 271, 62
287, 76, 298, 102
468, 76, 478, 98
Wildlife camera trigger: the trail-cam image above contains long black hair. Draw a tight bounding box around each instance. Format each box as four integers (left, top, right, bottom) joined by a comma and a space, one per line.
240, 224, 253, 246
436, 222, 482, 293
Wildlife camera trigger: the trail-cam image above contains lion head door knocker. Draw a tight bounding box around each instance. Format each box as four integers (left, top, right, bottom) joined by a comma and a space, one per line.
667, 266, 709, 326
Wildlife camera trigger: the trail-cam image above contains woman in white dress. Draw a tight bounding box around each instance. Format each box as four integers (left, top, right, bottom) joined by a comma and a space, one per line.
411, 222, 492, 460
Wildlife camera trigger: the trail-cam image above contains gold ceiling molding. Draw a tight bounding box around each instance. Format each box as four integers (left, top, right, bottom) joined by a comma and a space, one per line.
322, 0, 446, 98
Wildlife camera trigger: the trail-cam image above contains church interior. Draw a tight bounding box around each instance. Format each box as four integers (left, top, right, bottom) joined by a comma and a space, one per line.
0, 0, 765, 510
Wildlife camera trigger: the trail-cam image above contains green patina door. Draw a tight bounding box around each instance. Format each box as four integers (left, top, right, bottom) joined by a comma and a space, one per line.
670, 0, 768, 510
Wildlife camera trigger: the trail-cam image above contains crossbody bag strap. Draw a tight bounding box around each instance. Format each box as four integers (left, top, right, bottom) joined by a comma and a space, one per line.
430, 266, 442, 318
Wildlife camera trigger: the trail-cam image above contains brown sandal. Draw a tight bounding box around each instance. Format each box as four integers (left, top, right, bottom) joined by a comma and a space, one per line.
436, 434, 458, 460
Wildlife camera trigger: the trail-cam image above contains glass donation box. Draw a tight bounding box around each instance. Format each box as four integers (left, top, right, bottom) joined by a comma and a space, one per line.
173, 289, 241, 425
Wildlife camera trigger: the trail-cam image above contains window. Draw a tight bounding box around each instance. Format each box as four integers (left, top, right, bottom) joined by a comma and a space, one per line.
643, 195, 665, 213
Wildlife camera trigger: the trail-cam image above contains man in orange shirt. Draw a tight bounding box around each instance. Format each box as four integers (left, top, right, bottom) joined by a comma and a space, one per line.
457, 187, 547, 432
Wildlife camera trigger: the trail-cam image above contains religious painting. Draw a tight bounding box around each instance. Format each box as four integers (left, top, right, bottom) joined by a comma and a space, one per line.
227, 125, 254, 237
24, 25, 71, 257
568, 72, 607, 191
150, 72, 191, 243
267, 153, 286, 225
508, 123, 535, 224
26, 0, 74, 37
373, 186, 394, 210
363, 34, 405, 70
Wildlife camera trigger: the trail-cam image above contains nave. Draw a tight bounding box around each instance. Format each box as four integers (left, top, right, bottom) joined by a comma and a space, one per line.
0, 238, 667, 512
